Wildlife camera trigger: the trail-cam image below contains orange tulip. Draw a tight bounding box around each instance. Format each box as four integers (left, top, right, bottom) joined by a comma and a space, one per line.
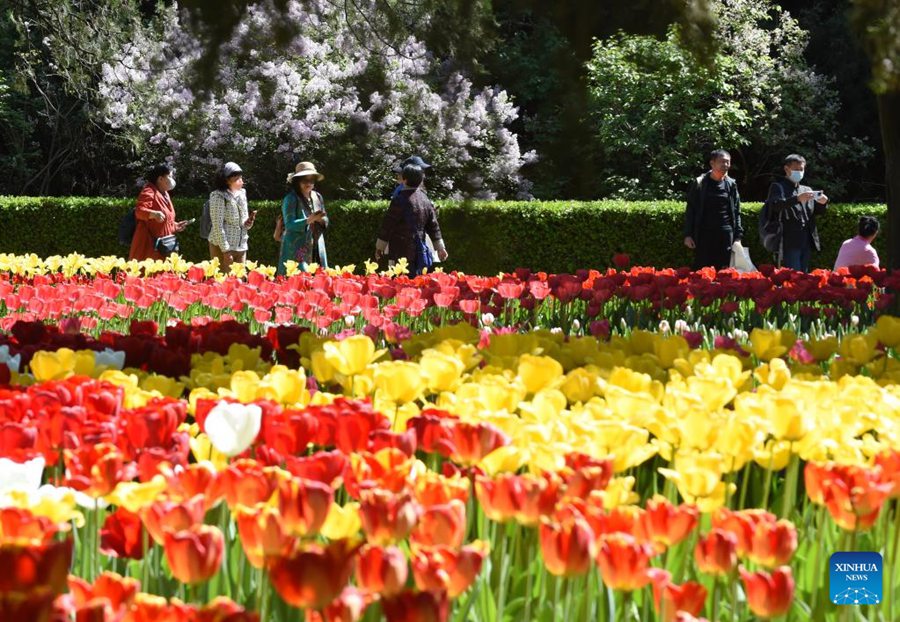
636, 496, 698, 550
748, 519, 797, 568
562, 453, 614, 499
0, 507, 60, 544
164, 463, 218, 507
596, 533, 654, 592
649, 568, 708, 622
140, 496, 206, 545
100, 507, 146, 560
874, 448, 900, 497
381, 589, 449, 622
211, 459, 284, 509
411, 542, 489, 597
694, 529, 738, 576
121, 593, 192, 622
276, 476, 333, 537
233, 503, 291, 569
539, 515, 596, 577
413, 471, 470, 507
474, 472, 561, 526
739, 566, 794, 618
268, 539, 361, 610
359, 488, 419, 545
64, 442, 134, 497
355, 545, 408, 596
305, 587, 369, 622
68, 571, 140, 617
0, 588, 56, 622
410, 500, 466, 548
805, 461, 892, 530
446, 421, 510, 466
345, 449, 414, 498
162, 524, 224, 584
0, 538, 73, 595
712, 508, 775, 557
196, 596, 259, 622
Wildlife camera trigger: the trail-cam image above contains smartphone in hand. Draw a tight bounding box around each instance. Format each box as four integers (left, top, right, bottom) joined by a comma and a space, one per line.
184, 218, 197, 225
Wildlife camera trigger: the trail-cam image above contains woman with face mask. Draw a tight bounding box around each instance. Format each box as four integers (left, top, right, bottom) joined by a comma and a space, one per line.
128, 163, 191, 261
762, 154, 829, 272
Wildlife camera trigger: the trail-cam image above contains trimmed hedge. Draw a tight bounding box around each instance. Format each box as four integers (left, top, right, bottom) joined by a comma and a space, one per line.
0, 196, 886, 273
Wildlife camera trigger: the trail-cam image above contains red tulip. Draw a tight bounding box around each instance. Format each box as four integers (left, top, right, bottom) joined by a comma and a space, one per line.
100, 507, 146, 560
539, 515, 596, 577
739, 566, 794, 618
694, 529, 738, 576
359, 488, 419, 545
355, 545, 408, 596
804, 462, 892, 531
0, 507, 60, 544
0, 538, 73, 594
162, 525, 224, 584
411, 542, 489, 597
276, 476, 333, 537
474, 472, 561, 526
413, 471, 470, 507
211, 459, 283, 509
381, 589, 449, 622
445, 422, 510, 466
64, 442, 134, 498
305, 587, 369, 622
268, 539, 361, 610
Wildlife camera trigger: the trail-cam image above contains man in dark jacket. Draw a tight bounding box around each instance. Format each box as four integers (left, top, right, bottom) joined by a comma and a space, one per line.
763, 154, 829, 272
376, 164, 448, 273
683, 149, 744, 270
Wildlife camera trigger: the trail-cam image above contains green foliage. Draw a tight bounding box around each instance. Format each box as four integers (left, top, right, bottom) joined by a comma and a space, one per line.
585, 0, 874, 201
0, 196, 886, 273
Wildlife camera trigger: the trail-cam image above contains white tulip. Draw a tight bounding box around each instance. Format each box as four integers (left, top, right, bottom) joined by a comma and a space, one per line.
94, 348, 126, 370
481, 313, 495, 327
204, 400, 262, 457
0, 456, 45, 495
0, 345, 20, 373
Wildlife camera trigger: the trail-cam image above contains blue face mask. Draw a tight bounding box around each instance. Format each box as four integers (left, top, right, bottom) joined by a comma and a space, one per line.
788, 170, 804, 184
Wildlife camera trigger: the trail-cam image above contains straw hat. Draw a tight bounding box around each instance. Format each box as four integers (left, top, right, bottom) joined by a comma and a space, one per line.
286, 161, 324, 183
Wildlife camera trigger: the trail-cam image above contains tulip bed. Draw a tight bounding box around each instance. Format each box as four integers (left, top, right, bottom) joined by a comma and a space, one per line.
1, 255, 900, 622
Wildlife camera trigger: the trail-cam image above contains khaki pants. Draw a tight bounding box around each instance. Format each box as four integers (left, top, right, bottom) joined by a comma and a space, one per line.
209, 241, 245, 272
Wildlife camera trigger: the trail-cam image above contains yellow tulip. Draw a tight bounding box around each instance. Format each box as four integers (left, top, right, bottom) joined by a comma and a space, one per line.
594, 476, 640, 509
320, 502, 362, 540
768, 396, 810, 441
753, 439, 793, 471
310, 349, 336, 383
559, 367, 599, 404
838, 332, 880, 365
749, 329, 789, 361
106, 477, 168, 512
875, 315, 900, 348
480, 445, 528, 475
189, 431, 229, 470
323, 335, 386, 376
653, 334, 690, 369
8, 487, 84, 527
753, 358, 792, 390
141, 374, 186, 398
804, 336, 839, 361
419, 349, 466, 392
374, 361, 425, 403
229, 370, 263, 403
516, 354, 564, 394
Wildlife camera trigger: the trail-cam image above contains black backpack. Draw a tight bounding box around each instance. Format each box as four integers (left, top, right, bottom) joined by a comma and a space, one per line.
118, 208, 137, 247
200, 198, 211, 239
758, 200, 783, 254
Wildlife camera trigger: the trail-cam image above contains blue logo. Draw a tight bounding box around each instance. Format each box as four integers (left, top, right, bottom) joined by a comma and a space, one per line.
830, 552, 882, 605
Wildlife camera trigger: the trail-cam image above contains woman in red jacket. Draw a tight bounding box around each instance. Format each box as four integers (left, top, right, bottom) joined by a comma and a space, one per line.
128, 164, 190, 261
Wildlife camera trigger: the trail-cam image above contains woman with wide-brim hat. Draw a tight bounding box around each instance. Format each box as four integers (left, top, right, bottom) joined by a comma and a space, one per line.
277, 161, 329, 275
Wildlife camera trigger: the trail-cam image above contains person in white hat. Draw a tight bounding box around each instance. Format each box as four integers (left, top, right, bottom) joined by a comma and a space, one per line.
276, 161, 329, 275
207, 162, 256, 271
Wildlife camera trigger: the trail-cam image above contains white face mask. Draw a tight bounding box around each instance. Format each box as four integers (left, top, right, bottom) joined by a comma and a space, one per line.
167, 175, 177, 189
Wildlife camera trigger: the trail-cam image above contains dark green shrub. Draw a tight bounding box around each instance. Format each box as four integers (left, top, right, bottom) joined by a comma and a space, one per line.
0, 196, 886, 273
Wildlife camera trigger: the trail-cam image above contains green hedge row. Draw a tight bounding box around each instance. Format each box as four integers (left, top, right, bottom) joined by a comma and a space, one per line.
0, 196, 886, 273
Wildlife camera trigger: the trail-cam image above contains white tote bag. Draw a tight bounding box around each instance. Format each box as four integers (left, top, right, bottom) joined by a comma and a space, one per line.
730, 241, 756, 273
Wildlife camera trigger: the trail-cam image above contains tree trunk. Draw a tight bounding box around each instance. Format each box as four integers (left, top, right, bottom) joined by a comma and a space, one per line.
880, 90, 900, 269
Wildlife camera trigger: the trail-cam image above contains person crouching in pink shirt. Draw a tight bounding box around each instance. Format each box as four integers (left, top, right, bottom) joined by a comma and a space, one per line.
834, 216, 880, 270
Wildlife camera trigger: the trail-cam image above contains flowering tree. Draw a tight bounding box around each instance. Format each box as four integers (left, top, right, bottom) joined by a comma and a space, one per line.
98, 1, 535, 199
585, 0, 873, 199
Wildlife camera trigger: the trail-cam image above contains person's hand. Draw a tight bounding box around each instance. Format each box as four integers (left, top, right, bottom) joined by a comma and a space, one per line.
244, 210, 257, 229
375, 248, 383, 261
798, 191, 815, 203
816, 193, 829, 204
684, 236, 695, 249
437, 248, 448, 261
150, 210, 166, 222
307, 212, 323, 225
174, 220, 188, 232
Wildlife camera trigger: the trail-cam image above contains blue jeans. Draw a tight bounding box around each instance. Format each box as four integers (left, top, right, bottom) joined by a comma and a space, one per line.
781, 241, 811, 272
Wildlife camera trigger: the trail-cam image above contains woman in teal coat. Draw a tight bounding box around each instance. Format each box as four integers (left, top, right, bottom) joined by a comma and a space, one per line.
277, 161, 329, 275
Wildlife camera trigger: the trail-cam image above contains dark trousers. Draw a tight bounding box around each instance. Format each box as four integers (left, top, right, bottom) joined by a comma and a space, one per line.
693, 229, 732, 270
781, 236, 811, 272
